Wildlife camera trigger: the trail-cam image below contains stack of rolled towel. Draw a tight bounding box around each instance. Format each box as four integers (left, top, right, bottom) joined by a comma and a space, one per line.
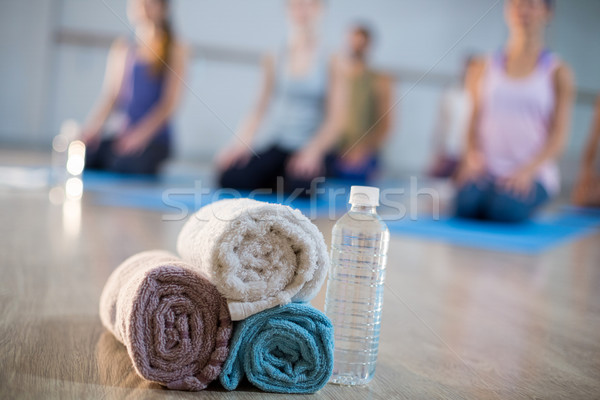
99, 198, 333, 393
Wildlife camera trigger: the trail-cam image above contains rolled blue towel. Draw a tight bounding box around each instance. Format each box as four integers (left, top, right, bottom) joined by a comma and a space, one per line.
219, 302, 334, 393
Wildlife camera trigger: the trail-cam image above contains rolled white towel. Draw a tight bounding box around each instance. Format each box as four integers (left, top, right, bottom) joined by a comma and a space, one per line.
177, 198, 329, 320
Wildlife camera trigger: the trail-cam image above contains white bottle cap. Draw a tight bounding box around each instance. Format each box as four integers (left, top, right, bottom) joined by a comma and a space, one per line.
349, 186, 380, 206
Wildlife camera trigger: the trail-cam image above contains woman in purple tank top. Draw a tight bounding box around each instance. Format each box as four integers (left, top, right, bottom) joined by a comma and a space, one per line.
81, 0, 188, 175
455, 0, 574, 222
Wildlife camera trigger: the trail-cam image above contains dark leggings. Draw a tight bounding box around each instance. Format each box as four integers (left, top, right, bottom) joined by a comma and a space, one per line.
219, 145, 331, 195
455, 175, 549, 223
85, 137, 170, 175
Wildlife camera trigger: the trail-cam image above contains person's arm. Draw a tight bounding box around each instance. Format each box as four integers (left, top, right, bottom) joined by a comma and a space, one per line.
287, 55, 347, 178
455, 57, 487, 185
215, 55, 275, 170
431, 90, 450, 155
368, 73, 394, 151
81, 39, 128, 145
500, 62, 575, 196
236, 55, 276, 145
522, 64, 574, 173
582, 96, 600, 170
427, 90, 452, 175
573, 96, 600, 205
116, 43, 189, 155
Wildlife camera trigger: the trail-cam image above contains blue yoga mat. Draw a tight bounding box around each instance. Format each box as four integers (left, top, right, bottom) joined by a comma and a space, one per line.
386, 208, 600, 254
82, 171, 600, 253
91, 190, 348, 217
83, 171, 350, 218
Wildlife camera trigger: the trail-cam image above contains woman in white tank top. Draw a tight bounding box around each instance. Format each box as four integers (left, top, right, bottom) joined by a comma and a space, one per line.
455, 0, 574, 222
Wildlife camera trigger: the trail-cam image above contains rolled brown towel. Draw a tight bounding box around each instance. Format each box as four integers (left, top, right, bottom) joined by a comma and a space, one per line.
99, 250, 232, 391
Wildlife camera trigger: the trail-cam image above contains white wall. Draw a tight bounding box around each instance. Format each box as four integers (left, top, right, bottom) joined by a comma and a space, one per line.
0, 0, 56, 146
1, 0, 599, 179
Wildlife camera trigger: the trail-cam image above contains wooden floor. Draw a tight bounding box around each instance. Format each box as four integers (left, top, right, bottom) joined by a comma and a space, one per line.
1, 178, 600, 399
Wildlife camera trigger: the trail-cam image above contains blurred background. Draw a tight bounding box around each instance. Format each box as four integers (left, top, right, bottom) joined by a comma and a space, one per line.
1, 0, 599, 183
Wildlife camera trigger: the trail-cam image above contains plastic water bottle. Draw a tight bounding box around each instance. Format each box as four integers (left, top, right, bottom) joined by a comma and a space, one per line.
324, 186, 389, 385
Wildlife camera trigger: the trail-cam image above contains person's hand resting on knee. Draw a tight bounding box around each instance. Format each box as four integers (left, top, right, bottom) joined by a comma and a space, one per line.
573, 165, 600, 207
215, 142, 253, 171
455, 150, 486, 186
114, 123, 156, 156
498, 166, 536, 199
286, 146, 325, 180
339, 144, 374, 171
81, 121, 103, 152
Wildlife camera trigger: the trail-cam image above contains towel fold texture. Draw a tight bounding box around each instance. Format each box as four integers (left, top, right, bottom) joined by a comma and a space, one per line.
99, 250, 232, 391
177, 198, 329, 321
219, 302, 334, 393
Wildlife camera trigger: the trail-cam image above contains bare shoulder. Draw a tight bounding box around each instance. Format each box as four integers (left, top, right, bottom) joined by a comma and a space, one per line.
325, 53, 348, 82
110, 37, 129, 56
468, 56, 487, 78
553, 60, 575, 89
112, 37, 128, 49
375, 71, 393, 86
106, 38, 129, 69
262, 53, 275, 67
372, 71, 393, 94
464, 55, 487, 94
329, 53, 344, 71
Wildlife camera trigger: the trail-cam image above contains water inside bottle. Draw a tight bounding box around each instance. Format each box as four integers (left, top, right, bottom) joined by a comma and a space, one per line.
324, 203, 389, 385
